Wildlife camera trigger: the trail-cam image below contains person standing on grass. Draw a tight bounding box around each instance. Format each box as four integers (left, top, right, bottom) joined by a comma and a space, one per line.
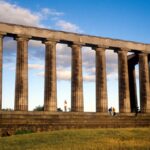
112, 107, 116, 116
108, 107, 112, 115
64, 100, 67, 112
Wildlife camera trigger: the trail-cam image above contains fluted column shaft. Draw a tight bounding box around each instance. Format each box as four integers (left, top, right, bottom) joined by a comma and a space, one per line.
0, 33, 5, 110
15, 36, 29, 111
128, 64, 137, 112
44, 40, 57, 111
139, 53, 150, 113
118, 50, 130, 113
96, 47, 108, 112
71, 43, 83, 112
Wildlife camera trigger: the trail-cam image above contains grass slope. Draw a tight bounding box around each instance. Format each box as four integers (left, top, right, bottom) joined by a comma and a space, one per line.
0, 128, 150, 150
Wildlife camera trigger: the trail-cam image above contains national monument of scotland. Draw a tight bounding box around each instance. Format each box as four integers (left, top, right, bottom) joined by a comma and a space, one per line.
0, 22, 150, 136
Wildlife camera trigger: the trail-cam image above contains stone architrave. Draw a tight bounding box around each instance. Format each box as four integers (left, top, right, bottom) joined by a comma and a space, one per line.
118, 50, 131, 113
15, 36, 29, 111
139, 53, 150, 113
71, 43, 83, 112
0, 32, 5, 110
95, 46, 108, 112
44, 40, 57, 111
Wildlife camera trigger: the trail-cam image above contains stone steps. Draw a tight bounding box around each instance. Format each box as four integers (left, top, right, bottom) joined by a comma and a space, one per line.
0, 111, 150, 136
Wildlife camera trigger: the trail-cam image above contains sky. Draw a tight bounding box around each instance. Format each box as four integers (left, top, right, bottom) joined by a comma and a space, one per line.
0, 0, 150, 112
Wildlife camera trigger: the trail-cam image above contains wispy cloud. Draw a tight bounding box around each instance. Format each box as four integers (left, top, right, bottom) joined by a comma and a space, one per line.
0, 1, 119, 82
28, 64, 44, 70
56, 20, 83, 33
0, 1, 42, 27
36, 68, 95, 82
41, 8, 64, 16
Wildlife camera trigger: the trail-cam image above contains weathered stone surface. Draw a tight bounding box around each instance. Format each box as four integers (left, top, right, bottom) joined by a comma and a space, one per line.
139, 53, 150, 113
0, 22, 150, 115
0, 22, 149, 51
44, 40, 57, 111
0, 33, 5, 110
15, 36, 28, 111
128, 64, 138, 112
118, 50, 131, 113
0, 111, 150, 136
95, 47, 108, 112
71, 43, 83, 112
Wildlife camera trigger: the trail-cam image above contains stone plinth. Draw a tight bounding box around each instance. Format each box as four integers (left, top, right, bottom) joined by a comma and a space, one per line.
44, 40, 57, 111
95, 47, 108, 112
15, 36, 28, 111
71, 43, 83, 112
139, 53, 150, 113
1, 111, 150, 136
118, 50, 130, 113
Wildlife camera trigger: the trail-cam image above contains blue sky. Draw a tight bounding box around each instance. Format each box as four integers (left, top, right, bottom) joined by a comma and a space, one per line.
0, 0, 150, 112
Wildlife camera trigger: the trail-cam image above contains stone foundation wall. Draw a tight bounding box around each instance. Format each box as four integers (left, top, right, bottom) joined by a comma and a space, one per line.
0, 111, 150, 136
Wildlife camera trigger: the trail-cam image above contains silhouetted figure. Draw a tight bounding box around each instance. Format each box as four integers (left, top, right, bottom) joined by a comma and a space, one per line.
64, 100, 67, 112
57, 108, 63, 112
112, 107, 116, 116
108, 107, 112, 115
135, 106, 139, 116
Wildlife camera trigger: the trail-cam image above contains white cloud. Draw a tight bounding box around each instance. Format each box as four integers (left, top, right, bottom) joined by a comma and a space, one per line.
0, 1, 81, 34
83, 75, 95, 82
28, 64, 44, 70
41, 8, 64, 16
57, 69, 71, 80
29, 40, 44, 48
0, 1, 41, 27
56, 20, 82, 33
36, 68, 95, 82
0, 1, 65, 28
0, 1, 118, 82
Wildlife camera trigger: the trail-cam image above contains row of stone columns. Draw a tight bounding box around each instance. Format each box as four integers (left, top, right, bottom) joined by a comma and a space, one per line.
0, 34, 150, 113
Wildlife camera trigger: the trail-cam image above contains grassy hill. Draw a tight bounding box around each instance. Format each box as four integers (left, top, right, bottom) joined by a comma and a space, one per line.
0, 128, 150, 150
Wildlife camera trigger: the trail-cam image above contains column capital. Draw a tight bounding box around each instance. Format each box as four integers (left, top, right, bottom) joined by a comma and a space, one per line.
68, 42, 84, 48
0, 32, 6, 37
15, 34, 31, 41
117, 47, 131, 53
93, 44, 109, 51
139, 52, 149, 56
42, 38, 59, 45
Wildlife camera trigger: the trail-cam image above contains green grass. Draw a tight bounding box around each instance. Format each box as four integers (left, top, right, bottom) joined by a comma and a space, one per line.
15, 130, 33, 135
0, 128, 150, 150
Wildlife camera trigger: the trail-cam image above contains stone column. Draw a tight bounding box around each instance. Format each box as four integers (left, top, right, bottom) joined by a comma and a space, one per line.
95, 47, 108, 112
149, 55, 150, 88
128, 64, 137, 112
71, 43, 83, 112
139, 53, 150, 113
15, 36, 29, 111
0, 32, 5, 110
44, 40, 57, 111
118, 50, 131, 113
